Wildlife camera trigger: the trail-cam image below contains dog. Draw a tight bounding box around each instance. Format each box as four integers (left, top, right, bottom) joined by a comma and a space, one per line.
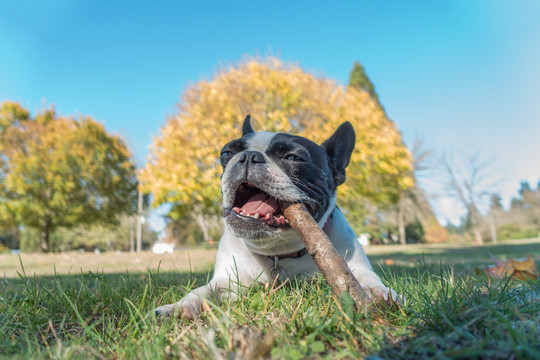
155, 115, 399, 318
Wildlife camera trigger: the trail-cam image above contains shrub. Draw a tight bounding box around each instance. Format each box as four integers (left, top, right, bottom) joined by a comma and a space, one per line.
497, 223, 538, 241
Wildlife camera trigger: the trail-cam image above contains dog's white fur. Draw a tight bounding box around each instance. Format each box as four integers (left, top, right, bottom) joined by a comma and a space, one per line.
155, 131, 398, 318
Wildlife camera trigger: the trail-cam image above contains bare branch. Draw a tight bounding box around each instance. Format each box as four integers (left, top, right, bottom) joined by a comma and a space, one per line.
439, 150, 501, 244
410, 137, 436, 175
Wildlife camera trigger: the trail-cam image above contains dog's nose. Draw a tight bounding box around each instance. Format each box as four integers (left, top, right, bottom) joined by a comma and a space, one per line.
239, 151, 266, 164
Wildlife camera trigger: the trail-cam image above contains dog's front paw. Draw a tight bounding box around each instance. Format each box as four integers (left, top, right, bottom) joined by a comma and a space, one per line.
154, 301, 201, 320
154, 303, 176, 317
367, 286, 406, 307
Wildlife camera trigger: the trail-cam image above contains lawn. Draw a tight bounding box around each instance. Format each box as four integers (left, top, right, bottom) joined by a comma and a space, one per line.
1, 240, 539, 359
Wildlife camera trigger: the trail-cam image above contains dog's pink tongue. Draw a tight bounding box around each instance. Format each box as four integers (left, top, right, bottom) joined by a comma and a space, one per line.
242, 193, 280, 215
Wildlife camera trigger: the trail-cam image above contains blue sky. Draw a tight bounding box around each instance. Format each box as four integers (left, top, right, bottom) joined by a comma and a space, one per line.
1, 1, 539, 226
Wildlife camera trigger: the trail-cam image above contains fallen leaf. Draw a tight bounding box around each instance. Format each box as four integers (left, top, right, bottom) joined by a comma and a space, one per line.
477, 253, 539, 281
230, 325, 275, 359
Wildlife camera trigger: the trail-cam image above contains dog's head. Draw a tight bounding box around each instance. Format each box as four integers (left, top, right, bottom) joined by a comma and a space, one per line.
221, 115, 355, 242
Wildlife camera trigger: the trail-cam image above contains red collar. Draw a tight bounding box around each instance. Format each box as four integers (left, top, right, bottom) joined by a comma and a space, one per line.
322, 206, 334, 234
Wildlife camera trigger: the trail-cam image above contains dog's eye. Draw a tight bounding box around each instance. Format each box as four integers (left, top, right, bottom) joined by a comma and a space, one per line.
221, 151, 234, 157
284, 154, 303, 162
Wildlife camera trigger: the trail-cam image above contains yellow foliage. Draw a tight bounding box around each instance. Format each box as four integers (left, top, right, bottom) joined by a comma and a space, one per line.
424, 219, 449, 243
140, 58, 412, 214
1, 102, 137, 251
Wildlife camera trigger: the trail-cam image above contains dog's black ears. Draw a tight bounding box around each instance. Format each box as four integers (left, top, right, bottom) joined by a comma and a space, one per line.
321, 121, 356, 186
242, 115, 255, 135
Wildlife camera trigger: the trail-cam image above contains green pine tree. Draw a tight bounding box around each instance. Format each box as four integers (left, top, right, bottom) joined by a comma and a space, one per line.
348, 61, 381, 106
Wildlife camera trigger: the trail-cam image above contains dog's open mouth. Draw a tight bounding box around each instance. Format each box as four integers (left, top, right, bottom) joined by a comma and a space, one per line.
230, 182, 289, 227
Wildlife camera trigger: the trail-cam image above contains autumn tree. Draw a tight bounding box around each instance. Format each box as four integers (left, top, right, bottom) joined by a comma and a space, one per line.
0, 203, 19, 250
0, 102, 137, 252
141, 58, 413, 236
348, 62, 444, 244
395, 138, 447, 244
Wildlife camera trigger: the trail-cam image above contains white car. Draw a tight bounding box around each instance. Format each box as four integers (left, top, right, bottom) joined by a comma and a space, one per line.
152, 242, 174, 254
357, 233, 370, 246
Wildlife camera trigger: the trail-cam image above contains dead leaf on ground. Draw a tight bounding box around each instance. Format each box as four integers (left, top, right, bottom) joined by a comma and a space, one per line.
229, 326, 275, 360
476, 252, 539, 281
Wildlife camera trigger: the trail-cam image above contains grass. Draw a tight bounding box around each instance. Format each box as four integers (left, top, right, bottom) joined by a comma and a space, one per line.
1, 240, 539, 359
0, 247, 218, 278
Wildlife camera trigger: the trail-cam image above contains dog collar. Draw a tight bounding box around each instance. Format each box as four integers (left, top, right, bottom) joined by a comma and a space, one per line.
271, 247, 308, 260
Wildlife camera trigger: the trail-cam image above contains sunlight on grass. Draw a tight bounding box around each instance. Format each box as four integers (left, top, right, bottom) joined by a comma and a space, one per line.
1, 243, 539, 359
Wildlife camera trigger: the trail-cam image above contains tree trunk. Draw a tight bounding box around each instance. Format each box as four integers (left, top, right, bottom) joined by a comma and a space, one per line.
40, 221, 51, 253
470, 208, 483, 245
192, 212, 210, 242
489, 216, 497, 244
537, 213, 540, 239
473, 227, 483, 245
129, 216, 135, 252
136, 189, 143, 253
398, 200, 406, 245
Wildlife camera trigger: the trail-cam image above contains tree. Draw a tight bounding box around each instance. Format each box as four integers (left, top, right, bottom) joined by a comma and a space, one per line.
519, 181, 540, 231
0, 102, 137, 252
440, 152, 497, 244
511, 180, 540, 237
348, 62, 445, 244
348, 61, 381, 107
395, 138, 447, 244
486, 193, 505, 243
141, 57, 413, 230
162, 212, 222, 246
0, 207, 19, 250
54, 214, 157, 252
17, 214, 157, 252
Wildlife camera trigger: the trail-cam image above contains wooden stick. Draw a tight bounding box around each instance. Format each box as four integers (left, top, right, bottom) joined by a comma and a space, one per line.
282, 202, 370, 311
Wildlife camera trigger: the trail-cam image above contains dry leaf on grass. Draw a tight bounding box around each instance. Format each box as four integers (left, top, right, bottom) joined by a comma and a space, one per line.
476, 252, 539, 281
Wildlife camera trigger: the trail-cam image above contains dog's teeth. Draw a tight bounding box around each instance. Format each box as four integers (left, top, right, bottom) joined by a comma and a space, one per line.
265, 214, 271, 220
253, 213, 260, 219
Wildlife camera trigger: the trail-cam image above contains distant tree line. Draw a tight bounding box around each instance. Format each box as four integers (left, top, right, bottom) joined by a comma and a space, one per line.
467, 180, 540, 243
2, 58, 469, 250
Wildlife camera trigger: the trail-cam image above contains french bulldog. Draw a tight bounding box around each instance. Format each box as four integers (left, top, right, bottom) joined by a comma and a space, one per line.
155, 115, 399, 318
